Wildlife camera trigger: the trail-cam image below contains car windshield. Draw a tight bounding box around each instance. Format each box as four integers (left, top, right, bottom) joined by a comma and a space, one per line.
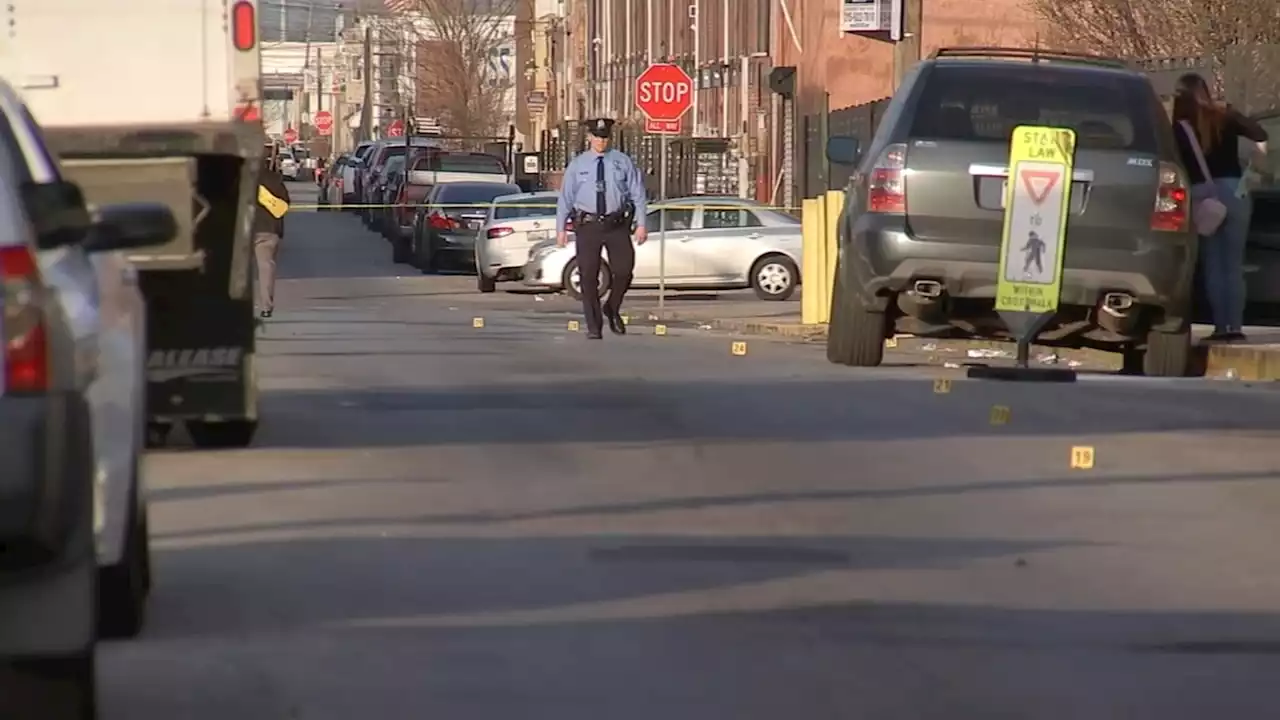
909, 65, 1160, 152
440, 183, 523, 204
493, 198, 557, 219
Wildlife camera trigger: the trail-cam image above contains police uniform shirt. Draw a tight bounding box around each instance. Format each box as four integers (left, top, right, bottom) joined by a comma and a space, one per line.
555, 148, 648, 234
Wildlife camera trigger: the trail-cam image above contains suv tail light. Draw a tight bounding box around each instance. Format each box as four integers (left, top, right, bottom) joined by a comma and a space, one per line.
0, 246, 48, 393
867, 143, 907, 214
429, 212, 458, 230
487, 227, 514, 239
1152, 161, 1189, 232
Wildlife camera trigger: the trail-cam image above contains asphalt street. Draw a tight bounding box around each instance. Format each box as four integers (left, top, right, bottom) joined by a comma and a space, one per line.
100, 182, 1280, 719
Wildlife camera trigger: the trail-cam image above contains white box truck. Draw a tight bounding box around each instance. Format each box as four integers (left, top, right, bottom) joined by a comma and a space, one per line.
1, 0, 267, 453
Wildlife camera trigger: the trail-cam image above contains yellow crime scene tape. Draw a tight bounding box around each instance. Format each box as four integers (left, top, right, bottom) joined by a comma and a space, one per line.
289, 202, 803, 212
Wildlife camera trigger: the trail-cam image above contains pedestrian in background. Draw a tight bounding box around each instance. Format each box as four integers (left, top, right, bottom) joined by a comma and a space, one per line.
254, 147, 291, 319
555, 118, 648, 339
1172, 72, 1269, 343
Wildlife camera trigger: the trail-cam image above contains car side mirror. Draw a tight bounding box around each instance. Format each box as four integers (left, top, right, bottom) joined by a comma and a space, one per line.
826, 135, 861, 165
20, 180, 94, 249
84, 202, 177, 253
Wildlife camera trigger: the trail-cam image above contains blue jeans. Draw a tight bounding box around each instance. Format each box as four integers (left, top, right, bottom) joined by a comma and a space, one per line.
1192, 178, 1251, 333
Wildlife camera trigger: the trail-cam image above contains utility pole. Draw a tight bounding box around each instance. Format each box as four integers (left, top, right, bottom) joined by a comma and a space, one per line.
360, 23, 374, 142
892, 0, 923, 90
316, 46, 323, 114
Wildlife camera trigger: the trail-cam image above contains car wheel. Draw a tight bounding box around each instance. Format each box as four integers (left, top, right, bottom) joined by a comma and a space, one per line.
1128, 325, 1192, 377
563, 258, 610, 302
97, 491, 148, 640
185, 420, 258, 449
9, 652, 98, 720
826, 260, 886, 367
392, 234, 411, 264
477, 269, 497, 293
750, 254, 799, 301
420, 234, 438, 274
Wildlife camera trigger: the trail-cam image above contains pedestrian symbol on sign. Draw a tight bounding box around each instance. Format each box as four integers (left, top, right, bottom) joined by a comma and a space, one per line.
1021, 231, 1046, 276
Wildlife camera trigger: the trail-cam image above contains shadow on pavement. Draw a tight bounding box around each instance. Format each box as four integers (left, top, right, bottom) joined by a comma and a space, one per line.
141, 532, 1071, 640
245, 377, 1280, 450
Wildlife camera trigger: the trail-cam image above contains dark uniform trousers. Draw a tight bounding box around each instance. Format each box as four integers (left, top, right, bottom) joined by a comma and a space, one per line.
575, 219, 636, 333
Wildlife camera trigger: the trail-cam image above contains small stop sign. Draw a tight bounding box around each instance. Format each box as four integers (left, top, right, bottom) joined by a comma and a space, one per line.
635, 63, 694, 123
283, 127, 298, 144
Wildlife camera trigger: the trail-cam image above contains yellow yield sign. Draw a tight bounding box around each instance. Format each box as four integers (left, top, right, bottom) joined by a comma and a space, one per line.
995, 126, 1077, 314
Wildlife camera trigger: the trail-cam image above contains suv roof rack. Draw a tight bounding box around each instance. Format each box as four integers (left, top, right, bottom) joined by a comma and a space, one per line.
930, 47, 1129, 69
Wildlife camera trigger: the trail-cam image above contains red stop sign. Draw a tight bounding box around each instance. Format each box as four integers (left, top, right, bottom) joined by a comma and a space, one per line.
314, 110, 333, 135
635, 63, 694, 122
283, 127, 298, 144
386, 119, 404, 137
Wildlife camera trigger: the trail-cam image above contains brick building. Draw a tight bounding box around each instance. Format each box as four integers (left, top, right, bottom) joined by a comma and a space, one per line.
553, 0, 1044, 202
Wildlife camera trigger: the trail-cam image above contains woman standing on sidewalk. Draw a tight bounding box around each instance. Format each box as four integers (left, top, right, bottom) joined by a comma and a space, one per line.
1172, 72, 1268, 343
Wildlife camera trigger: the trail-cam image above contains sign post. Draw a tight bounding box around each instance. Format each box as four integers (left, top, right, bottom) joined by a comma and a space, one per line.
970, 125, 1078, 383
635, 63, 694, 319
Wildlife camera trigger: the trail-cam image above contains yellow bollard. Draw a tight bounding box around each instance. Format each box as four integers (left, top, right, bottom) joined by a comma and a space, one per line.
801, 198, 822, 325
822, 190, 845, 324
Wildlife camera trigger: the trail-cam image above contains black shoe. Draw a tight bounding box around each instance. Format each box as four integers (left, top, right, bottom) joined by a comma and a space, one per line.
260, 309, 273, 319
1204, 331, 1233, 343
603, 306, 626, 335
586, 330, 603, 340
1224, 331, 1249, 343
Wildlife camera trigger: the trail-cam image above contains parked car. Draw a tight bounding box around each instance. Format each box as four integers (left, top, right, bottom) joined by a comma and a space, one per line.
389, 151, 512, 263
0, 77, 174, 714
369, 154, 406, 235
317, 154, 348, 211
824, 47, 1198, 376
410, 181, 522, 273
523, 197, 803, 301
475, 190, 562, 292
358, 137, 443, 223
343, 141, 375, 210
1230, 111, 1280, 325
277, 151, 298, 180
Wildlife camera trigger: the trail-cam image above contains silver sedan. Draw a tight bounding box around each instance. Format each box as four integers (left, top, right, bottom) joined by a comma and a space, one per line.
522, 196, 802, 301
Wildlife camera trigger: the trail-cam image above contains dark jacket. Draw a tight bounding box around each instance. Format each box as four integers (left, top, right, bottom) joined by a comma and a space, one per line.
254, 166, 291, 237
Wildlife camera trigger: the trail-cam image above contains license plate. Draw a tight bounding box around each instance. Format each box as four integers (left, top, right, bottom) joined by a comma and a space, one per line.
467, 220, 482, 230
528, 230, 549, 242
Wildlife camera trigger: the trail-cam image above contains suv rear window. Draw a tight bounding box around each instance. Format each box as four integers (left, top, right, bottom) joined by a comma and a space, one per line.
437, 154, 506, 173
909, 65, 1159, 153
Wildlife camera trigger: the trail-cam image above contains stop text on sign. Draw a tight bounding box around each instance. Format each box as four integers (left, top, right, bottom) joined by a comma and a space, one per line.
637, 80, 690, 105
634, 63, 695, 124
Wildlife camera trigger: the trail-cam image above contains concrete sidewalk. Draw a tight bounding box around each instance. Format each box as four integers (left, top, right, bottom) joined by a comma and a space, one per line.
623, 290, 1280, 380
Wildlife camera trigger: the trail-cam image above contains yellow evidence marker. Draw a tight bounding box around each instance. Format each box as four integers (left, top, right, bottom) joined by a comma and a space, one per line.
885, 336, 899, 349
990, 405, 1011, 425
1070, 446, 1095, 470
472, 317, 485, 328
933, 378, 951, 394
655, 324, 668, 336
731, 341, 747, 356
621, 315, 630, 325
568, 320, 580, 331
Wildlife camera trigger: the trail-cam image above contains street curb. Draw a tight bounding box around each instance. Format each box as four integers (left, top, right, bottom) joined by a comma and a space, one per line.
655, 313, 827, 338
1204, 344, 1280, 381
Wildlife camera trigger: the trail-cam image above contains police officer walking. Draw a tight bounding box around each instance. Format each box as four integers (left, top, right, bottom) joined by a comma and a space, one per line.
556, 118, 648, 339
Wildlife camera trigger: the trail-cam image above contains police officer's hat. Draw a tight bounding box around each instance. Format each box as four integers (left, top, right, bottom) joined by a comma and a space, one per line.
587, 118, 615, 138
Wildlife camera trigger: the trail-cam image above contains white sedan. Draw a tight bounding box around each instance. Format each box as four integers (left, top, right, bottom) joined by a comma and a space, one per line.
522, 197, 803, 301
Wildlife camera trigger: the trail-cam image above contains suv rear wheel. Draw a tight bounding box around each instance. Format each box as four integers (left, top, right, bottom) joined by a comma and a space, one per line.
826, 262, 887, 367
1123, 326, 1191, 377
